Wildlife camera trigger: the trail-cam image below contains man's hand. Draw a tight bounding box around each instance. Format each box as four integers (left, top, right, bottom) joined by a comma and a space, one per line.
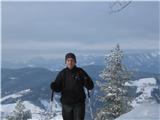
50, 82, 56, 90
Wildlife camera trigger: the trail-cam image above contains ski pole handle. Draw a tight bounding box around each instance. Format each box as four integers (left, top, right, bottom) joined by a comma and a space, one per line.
87, 89, 90, 98
87, 89, 94, 120
51, 90, 54, 101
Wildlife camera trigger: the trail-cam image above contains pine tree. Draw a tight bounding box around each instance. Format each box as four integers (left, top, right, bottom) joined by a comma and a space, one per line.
6, 100, 32, 120
95, 44, 132, 120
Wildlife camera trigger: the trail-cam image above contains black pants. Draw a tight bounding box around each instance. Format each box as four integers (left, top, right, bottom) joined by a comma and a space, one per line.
62, 103, 85, 120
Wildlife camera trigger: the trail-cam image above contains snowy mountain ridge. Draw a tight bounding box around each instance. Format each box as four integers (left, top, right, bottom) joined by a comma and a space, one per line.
0, 89, 31, 103
115, 102, 160, 120
125, 78, 157, 107
2, 50, 160, 73
116, 78, 160, 120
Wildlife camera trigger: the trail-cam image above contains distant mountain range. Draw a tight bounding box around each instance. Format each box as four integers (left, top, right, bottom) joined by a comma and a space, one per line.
2, 50, 160, 73
2, 65, 159, 97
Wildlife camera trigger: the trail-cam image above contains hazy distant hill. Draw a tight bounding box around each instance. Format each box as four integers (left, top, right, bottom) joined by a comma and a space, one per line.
2, 50, 160, 74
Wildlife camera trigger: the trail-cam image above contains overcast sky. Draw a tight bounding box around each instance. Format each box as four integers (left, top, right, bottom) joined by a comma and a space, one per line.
2, 1, 159, 61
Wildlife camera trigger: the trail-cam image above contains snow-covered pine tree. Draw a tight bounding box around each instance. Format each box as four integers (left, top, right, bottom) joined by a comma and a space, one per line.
6, 100, 32, 120
95, 44, 132, 120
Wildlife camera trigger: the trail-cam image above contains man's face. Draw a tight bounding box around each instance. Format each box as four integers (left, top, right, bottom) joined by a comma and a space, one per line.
66, 58, 76, 69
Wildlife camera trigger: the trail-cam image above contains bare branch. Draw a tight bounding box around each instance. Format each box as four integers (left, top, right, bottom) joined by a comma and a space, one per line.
109, 1, 132, 13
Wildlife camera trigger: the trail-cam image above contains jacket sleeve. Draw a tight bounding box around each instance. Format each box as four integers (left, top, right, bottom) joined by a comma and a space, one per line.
50, 71, 64, 92
80, 68, 94, 90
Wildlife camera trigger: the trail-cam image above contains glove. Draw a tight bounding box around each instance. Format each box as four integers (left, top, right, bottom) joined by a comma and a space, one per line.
50, 82, 56, 90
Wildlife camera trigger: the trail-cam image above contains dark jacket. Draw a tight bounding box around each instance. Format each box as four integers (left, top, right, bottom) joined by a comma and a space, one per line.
50, 66, 94, 105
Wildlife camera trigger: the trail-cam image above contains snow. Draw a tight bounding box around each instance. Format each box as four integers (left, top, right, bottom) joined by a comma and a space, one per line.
50, 114, 63, 120
1, 101, 43, 120
1, 89, 63, 120
10, 77, 17, 80
40, 99, 61, 112
1, 100, 63, 120
128, 78, 156, 87
145, 54, 151, 60
138, 54, 146, 64
0, 89, 32, 103
115, 77, 159, 120
115, 102, 160, 120
125, 78, 157, 107
151, 52, 158, 57
27, 64, 35, 67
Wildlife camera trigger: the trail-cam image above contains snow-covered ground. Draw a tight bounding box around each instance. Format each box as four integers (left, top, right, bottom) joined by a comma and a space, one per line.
117, 77, 160, 120
125, 77, 157, 107
115, 102, 160, 120
39, 98, 62, 115
0, 89, 31, 103
1, 101, 43, 119
0, 89, 62, 120
1, 99, 63, 120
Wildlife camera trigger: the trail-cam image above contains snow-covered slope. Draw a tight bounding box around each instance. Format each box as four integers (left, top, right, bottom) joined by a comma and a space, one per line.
115, 102, 160, 120
1, 101, 43, 119
1, 100, 63, 120
125, 78, 157, 107
0, 90, 63, 120
116, 78, 159, 120
0, 89, 31, 103
39, 97, 62, 115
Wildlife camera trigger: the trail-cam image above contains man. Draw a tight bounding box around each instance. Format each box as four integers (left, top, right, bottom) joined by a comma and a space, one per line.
50, 53, 94, 120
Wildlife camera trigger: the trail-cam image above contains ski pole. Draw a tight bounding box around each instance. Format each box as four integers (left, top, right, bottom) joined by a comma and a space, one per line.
49, 90, 55, 118
87, 89, 94, 120
51, 90, 54, 101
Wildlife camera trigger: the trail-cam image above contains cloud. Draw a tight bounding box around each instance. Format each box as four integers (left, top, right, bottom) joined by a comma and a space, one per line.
1, 1, 159, 61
